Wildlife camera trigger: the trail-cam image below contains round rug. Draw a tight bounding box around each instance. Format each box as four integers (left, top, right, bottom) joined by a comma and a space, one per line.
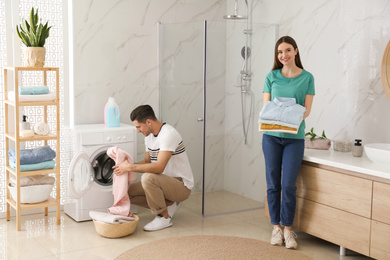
115, 235, 312, 260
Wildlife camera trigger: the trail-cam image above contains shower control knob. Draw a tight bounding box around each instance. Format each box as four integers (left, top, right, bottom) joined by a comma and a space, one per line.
197, 118, 204, 122
117, 136, 121, 141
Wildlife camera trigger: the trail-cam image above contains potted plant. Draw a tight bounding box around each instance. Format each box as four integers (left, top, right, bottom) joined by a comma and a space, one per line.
16, 7, 51, 67
305, 127, 331, 150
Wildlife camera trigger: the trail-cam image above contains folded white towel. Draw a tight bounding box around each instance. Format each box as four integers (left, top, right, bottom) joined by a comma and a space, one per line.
34, 122, 50, 135
89, 210, 135, 224
8, 91, 56, 102
9, 174, 55, 187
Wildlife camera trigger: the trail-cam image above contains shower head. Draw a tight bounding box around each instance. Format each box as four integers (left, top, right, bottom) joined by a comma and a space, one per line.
223, 0, 248, 20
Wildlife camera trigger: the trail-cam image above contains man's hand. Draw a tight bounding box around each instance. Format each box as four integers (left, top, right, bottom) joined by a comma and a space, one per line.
112, 160, 132, 175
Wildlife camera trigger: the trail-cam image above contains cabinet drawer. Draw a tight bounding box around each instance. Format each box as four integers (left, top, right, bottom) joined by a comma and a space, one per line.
370, 220, 390, 259
372, 182, 390, 224
295, 197, 370, 256
296, 164, 372, 218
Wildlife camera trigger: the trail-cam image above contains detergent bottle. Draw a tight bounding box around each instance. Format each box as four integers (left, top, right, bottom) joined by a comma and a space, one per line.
104, 97, 120, 127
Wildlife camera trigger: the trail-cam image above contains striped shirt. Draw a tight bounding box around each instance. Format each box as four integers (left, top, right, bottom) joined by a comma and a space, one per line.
145, 123, 194, 189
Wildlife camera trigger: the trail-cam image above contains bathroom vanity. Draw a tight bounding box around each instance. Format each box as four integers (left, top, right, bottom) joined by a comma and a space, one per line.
265, 149, 390, 258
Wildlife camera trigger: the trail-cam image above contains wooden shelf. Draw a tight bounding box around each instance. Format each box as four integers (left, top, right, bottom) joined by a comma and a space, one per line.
3, 66, 59, 71
3, 66, 61, 231
5, 132, 57, 142
6, 166, 58, 177
7, 196, 57, 211
5, 100, 57, 107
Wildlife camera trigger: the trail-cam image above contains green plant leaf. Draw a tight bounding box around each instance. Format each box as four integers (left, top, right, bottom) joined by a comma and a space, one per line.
36, 24, 43, 44
30, 7, 37, 33
29, 26, 37, 46
16, 25, 29, 46
321, 130, 327, 139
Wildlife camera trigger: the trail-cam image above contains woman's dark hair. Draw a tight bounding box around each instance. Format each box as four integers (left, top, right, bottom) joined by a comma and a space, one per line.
272, 36, 304, 70
130, 104, 157, 123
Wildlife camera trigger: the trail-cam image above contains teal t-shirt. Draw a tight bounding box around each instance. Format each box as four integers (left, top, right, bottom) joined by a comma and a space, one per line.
263, 69, 315, 139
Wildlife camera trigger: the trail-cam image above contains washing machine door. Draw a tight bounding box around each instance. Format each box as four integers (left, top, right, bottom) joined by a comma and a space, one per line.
68, 151, 94, 199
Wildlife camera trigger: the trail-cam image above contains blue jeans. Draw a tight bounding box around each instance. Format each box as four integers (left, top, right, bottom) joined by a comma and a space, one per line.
262, 134, 304, 227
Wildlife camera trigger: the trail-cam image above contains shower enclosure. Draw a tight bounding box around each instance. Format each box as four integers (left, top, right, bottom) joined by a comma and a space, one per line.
159, 20, 278, 216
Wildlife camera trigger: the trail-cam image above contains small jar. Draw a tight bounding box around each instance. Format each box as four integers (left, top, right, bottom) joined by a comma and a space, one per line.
352, 139, 363, 157
333, 140, 353, 152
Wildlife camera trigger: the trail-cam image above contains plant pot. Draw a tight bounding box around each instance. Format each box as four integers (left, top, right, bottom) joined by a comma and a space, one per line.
305, 136, 331, 150
23, 47, 46, 67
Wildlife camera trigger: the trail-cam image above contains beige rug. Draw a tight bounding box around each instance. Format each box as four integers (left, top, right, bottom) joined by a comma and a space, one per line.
115, 235, 312, 260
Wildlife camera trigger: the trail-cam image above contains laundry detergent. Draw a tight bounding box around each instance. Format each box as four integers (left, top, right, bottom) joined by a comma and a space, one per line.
104, 97, 120, 127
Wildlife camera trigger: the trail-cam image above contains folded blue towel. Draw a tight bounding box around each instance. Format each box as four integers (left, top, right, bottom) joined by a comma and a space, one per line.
8, 146, 56, 165
9, 159, 56, 172
19, 85, 50, 95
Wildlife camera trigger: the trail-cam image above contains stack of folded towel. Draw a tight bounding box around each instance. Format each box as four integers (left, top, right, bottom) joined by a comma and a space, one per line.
8, 145, 56, 172
8, 85, 56, 102
259, 97, 306, 134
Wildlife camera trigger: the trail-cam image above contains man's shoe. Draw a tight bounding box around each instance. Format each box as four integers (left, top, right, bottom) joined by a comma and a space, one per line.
284, 229, 298, 249
167, 202, 182, 218
143, 215, 172, 231
270, 227, 283, 246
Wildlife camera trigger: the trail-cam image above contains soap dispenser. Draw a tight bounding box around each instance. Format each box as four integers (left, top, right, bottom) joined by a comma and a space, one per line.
20, 115, 30, 130
352, 139, 363, 157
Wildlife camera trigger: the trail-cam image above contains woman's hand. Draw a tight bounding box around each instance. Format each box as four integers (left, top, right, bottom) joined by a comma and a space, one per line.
112, 160, 132, 175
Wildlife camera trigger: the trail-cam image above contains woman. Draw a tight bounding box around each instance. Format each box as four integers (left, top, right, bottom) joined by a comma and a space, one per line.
262, 36, 315, 249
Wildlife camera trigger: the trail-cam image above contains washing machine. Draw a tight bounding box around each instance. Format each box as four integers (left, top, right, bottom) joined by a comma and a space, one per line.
64, 123, 137, 222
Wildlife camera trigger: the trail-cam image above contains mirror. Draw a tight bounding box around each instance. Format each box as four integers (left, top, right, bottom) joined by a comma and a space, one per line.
381, 40, 390, 100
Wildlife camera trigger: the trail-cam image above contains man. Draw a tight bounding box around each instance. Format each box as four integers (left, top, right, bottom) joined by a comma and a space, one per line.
113, 104, 194, 231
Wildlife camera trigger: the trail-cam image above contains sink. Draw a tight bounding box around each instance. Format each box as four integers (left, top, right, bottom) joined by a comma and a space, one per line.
364, 143, 390, 166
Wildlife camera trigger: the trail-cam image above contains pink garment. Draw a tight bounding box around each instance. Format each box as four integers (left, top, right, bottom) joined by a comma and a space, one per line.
107, 146, 137, 217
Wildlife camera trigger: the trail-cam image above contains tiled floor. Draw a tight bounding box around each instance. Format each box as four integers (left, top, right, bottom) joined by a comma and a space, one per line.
1, 192, 373, 260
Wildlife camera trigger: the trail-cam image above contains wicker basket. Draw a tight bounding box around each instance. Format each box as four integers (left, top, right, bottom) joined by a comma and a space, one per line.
93, 214, 139, 238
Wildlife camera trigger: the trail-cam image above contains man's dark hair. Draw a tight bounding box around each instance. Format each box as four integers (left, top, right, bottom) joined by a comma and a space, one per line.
130, 104, 157, 123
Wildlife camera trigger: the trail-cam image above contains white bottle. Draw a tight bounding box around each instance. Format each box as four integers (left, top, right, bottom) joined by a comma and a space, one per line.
352, 139, 363, 157
19, 115, 30, 130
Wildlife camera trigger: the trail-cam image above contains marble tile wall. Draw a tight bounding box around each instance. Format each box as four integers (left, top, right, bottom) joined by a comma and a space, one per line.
71, 0, 390, 203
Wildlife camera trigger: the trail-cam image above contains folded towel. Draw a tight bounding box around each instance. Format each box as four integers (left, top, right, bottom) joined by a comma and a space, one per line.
258, 119, 300, 129
9, 159, 56, 172
89, 210, 135, 224
20, 129, 34, 137
9, 174, 55, 187
34, 122, 50, 135
8, 91, 56, 102
19, 85, 49, 95
258, 123, 298, 134
9, 146, 56, 165
260, 123, 298, 131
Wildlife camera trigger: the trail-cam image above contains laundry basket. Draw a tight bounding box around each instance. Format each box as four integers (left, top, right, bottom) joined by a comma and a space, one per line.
93, 214, 139, 238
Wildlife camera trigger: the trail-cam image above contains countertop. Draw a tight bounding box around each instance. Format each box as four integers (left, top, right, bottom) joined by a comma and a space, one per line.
303, 148, 390, 180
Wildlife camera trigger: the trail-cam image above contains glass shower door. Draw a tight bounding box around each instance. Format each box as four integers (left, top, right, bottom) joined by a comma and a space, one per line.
160, 20, 277, 217
159, 21, 205, 215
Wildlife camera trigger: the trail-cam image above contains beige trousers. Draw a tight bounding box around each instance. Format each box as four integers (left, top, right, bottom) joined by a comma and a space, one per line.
128, 173, 191, 215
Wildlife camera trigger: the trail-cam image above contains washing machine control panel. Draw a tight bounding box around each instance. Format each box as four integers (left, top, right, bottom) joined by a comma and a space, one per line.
104, 132, 133, 144
77, 126, 135, 146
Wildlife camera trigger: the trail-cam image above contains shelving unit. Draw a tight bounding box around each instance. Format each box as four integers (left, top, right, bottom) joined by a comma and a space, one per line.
3, 66, 60, 231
